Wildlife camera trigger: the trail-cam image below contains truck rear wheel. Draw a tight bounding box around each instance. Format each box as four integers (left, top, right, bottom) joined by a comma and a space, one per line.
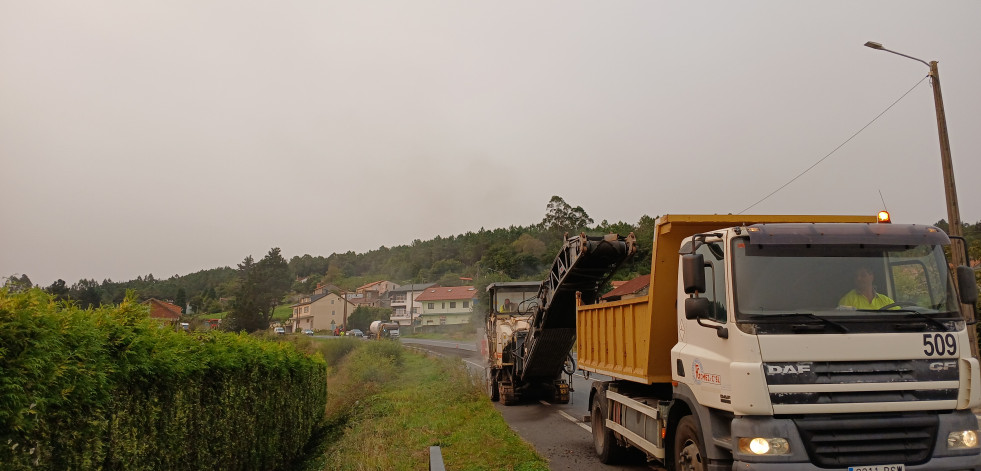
591, 389, 625, 463
674, 415, 705, 471
500, 381, 517, 406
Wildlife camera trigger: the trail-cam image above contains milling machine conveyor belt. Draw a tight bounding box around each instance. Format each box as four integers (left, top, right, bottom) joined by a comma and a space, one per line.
520, 232, 636, 381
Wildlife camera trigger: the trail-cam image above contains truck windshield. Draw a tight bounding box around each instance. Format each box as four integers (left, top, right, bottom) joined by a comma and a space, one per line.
731, 238, 961, 327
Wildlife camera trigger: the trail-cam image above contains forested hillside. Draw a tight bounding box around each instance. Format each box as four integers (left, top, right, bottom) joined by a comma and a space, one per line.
5, 197, 980, 324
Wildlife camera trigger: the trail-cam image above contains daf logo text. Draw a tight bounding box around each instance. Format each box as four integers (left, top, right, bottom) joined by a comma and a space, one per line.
767, 364, 811, 375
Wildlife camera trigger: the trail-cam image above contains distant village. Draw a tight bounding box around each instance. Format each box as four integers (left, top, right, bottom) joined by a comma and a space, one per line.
140, 273, 660, 335
285, 280, 478, 334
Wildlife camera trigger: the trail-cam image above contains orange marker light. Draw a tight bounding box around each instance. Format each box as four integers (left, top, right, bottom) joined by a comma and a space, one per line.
877, 211, 891, 223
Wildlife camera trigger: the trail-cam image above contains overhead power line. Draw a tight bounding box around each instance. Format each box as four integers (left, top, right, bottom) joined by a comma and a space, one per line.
738, 74, 930, 215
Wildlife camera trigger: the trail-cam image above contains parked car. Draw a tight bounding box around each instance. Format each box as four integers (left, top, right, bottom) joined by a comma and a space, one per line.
303, 329, 314, 336
348, 329, 364, 338
273, 327, 286, 335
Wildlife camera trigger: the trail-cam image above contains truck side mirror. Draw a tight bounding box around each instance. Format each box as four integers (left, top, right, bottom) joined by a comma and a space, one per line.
685, 297, 711, 320
682, 254, 705, 295
957, 266, 978, 305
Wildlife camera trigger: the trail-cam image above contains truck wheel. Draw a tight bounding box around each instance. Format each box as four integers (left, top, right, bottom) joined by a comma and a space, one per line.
591, 390, 624, 463
674, 415, 706, 471
487, 370, 499, 402
500, 381, 517, 406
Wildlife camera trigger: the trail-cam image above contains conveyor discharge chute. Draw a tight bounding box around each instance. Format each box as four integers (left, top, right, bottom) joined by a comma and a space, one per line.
520, 232, 636, 381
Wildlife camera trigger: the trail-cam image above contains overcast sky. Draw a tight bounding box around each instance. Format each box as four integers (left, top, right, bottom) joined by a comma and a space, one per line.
3, 1, 980, 287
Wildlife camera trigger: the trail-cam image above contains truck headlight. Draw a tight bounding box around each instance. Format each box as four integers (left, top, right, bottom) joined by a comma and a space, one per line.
947, 430, 979, 449
738, 437, 790, 455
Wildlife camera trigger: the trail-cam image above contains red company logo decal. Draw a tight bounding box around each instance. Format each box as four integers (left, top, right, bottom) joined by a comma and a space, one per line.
692, 359, 721, 385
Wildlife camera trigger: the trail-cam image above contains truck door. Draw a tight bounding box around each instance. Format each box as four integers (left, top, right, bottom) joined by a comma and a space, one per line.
675, 238, 734, 411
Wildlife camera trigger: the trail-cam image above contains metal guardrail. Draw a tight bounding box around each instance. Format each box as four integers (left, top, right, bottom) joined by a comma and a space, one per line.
429, 446, 446, 471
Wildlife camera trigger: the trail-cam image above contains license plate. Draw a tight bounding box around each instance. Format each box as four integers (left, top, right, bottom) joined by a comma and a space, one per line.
848, 465, 904, 471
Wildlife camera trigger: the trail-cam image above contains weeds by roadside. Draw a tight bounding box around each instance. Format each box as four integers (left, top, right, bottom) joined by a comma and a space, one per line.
301, 341, 547, 471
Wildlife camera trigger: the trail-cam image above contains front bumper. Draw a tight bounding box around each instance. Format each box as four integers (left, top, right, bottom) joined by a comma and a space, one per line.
729, 410, 981, 470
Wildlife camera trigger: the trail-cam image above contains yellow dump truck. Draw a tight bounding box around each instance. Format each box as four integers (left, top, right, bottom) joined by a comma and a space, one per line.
577, 214, 981, 470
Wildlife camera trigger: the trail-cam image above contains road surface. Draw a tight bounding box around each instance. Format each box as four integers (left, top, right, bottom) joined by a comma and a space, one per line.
402, 338, 655, 470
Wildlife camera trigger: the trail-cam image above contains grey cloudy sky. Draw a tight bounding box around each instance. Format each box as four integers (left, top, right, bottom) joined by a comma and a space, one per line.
3, 1, 980, 287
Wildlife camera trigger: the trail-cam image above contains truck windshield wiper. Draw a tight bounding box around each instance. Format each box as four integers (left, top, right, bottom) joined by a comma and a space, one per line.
891, 310, 950, 331
756, 313, 849, 333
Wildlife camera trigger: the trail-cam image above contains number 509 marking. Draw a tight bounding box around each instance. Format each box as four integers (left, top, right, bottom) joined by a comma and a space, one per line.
923, 333, 957, 356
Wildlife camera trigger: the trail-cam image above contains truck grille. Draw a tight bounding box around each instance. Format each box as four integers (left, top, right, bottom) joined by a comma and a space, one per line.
764, 359, 959, 385
764, 359, 959, 407
794, 413, 937, 467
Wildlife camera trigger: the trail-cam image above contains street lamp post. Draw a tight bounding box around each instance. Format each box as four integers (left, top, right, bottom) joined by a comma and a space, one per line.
863, 41, 967, 269
864, 41, 976, 357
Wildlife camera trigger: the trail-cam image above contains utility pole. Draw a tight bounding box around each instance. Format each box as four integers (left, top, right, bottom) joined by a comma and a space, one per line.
342, 289, 348, 332
409, 286, 415, 335
865, 41, 975, 356
926, 59, 967, 269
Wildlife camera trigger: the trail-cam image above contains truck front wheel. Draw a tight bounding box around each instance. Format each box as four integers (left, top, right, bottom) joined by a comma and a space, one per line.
674, 415, 705, 471
591, 390, 625, 463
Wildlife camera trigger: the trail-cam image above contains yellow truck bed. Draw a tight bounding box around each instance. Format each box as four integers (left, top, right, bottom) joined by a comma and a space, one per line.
576, 214, 877, 384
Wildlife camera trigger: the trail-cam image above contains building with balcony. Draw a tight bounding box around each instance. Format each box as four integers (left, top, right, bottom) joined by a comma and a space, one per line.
388, 283, 436, 327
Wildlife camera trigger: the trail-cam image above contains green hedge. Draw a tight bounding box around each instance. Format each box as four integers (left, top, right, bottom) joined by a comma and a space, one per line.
0, 289, 327, 470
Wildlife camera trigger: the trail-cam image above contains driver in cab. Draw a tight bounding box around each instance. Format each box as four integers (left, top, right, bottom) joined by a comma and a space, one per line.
838, 266, 899, 310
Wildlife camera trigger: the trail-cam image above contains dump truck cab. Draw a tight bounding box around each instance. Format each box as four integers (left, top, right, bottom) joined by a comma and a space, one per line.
676, 221, 981, 470
579, 215, 981, 470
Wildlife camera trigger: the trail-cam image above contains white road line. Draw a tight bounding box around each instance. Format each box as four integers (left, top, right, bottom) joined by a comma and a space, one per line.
538, 400, 592, 433
559, 409, 592, 433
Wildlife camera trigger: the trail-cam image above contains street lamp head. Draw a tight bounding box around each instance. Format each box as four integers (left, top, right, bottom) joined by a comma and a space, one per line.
864, 41, 884, 50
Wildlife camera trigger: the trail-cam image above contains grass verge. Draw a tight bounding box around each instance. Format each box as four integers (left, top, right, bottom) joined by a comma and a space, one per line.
301, 341, 547, 471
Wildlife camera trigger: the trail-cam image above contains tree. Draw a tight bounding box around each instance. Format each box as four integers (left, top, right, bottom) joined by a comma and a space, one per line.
596, 219, 636, 237
174, 287, 187, 314
45, 279, 69, 300
71, 279, 102, 309
225, 248, 291, 332
324, 263, 344, 283
512, 233, 546, 257
480, 244, 519, 279
541, 195, 594, 233
2, 274, 32, 293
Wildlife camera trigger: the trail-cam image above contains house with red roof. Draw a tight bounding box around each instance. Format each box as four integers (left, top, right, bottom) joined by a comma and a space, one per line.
414, 285, 477, 330
600, 274, 651, 302
143, 298, 182, 325
353, 280, 399, 308
357, 280, 398, 296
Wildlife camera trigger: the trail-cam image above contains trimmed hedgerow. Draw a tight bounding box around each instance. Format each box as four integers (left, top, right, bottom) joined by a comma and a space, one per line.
0, 289, 327, 471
